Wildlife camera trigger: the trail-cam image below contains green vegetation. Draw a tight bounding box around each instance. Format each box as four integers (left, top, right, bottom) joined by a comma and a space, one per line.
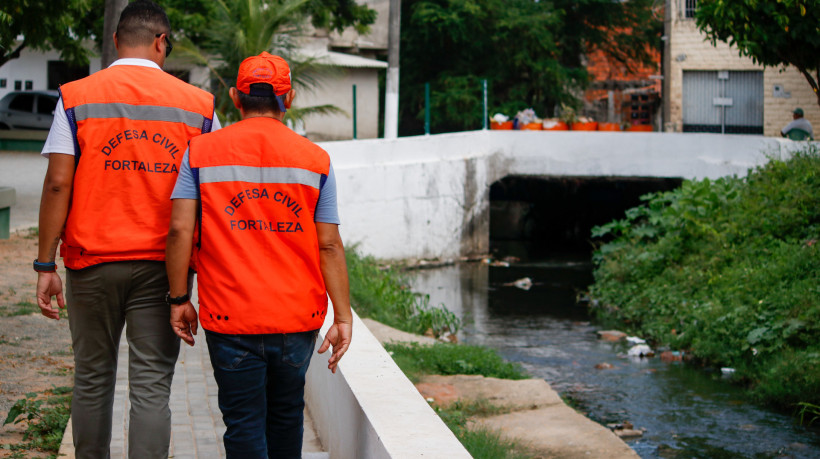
3, 386, 72, 454
3, 301, 38, 317
399, 0, 663, 134
797, 402, 820, 426
435, 400, 534, 459
0, 0, 94, 67
384, 342, 527, 383
346, 249, 460, 338
589, 147, 820, 411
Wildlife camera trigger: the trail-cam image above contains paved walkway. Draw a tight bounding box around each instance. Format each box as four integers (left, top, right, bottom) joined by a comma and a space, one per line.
58, 305, 327, 458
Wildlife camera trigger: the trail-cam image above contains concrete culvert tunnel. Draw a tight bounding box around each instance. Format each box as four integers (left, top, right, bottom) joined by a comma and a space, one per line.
489, 175, 684, 258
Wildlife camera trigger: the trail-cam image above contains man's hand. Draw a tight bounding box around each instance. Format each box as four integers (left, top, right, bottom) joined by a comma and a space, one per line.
36, 272, 65, 320
170, 302, 198, 346
317, 321, 352, 373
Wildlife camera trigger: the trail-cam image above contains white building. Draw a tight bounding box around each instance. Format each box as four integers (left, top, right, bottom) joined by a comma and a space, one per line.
662, 0, 818, 137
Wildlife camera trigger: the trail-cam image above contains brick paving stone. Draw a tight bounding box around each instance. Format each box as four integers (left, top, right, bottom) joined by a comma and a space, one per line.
58, 320, 326, 458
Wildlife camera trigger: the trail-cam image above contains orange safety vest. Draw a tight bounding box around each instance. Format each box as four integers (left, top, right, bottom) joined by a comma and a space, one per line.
189, 117, 330, 334
59, 64, 215, 269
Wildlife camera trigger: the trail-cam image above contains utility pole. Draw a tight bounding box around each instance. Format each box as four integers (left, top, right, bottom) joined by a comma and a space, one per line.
384, 0, 401, 139
102, 0, 128, 68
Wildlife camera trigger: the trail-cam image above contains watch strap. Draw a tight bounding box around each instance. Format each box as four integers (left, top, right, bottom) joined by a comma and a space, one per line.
165, 292, 190, 305
33, 260, 57, 273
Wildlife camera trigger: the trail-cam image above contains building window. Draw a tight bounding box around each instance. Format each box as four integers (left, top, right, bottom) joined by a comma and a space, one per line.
684, 0, 697, 19
24, 80, 33, 90
47, 61, 89, 89
0, 79, 6, 88
14, 80, 22, 90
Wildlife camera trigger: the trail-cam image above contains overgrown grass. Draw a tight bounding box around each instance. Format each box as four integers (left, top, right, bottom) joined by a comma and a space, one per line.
346, 248, 460, 337
436, 400, 535, 459
3, 386, 72, 454
589, 146, 820, 412
385, 342, 527, 383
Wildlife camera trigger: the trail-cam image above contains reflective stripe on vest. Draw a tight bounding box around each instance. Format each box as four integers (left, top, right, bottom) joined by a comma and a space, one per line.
74, 103, 207, 129
199, 165, 323, 188
59, 65, 215, 270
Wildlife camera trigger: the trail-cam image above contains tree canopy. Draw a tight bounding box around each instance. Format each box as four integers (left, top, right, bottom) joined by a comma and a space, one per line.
695, 0, 820, 108
398, 0, 663, 135
0, 0, 96, 68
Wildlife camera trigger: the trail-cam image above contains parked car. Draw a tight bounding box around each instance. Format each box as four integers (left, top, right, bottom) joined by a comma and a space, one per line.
0, 90, 59, 130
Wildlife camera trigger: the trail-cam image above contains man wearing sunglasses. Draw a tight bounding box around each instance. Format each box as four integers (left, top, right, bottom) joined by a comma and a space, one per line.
34, 1, 220, 457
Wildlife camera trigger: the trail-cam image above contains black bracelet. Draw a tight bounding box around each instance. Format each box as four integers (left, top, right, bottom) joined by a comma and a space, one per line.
33, 259, 57, 273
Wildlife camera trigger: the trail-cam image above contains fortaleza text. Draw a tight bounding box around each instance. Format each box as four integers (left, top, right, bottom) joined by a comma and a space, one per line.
230, 220, 304, 232
104, 160, 178, 173
100, 129, 182, 159
224, 188, 303, 217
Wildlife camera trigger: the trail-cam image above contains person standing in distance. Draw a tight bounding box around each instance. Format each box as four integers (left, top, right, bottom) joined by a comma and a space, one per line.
34, 1, 220, 457
165, 52, 353, 458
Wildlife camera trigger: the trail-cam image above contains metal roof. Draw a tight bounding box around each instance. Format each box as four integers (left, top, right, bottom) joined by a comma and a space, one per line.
297, 49, 388, 69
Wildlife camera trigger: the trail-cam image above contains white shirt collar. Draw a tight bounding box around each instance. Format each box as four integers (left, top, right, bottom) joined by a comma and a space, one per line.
108, 58, 162, 70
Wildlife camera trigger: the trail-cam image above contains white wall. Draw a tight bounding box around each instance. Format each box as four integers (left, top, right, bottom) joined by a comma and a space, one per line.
306, 304, 471, 458
0, 47, 102, 100
299, 67, 382, 141
319, 130, 810, 260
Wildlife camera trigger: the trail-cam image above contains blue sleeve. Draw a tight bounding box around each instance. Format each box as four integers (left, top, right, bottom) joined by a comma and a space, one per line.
314, 162, 340, 224
170, 148, 199, 200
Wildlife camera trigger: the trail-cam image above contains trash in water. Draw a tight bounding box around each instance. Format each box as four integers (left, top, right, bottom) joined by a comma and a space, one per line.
627, 344, 654, 357
503, 277, 532, 290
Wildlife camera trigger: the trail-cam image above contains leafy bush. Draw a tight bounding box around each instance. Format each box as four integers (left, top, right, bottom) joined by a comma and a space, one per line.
346, 248, 460, 337
4, 386, 72, 453
384, 342, 527, 383
589, 147, 820, 410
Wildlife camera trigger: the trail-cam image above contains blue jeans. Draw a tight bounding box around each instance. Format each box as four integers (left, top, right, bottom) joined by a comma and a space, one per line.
205, 329, 318, 459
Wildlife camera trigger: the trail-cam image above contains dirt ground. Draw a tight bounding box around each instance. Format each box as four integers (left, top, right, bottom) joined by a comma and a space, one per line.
0, 230, 73, 457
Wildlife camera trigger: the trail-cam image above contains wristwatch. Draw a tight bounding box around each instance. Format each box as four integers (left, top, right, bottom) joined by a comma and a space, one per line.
165, 292, 190, 306
33, 259, 57, 273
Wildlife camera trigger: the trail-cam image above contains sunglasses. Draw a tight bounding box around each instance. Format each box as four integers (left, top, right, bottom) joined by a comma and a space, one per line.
155, 33, 173, 57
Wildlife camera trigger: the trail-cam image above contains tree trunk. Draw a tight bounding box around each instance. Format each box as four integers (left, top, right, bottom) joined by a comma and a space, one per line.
101, 0, 128, 67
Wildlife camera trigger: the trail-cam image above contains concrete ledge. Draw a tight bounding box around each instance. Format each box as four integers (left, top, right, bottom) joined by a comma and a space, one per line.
0, 186, 15, 208
306, 306, 470, 458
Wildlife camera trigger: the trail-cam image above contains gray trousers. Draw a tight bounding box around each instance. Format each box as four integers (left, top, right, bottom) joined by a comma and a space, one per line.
66, 261, 188, 459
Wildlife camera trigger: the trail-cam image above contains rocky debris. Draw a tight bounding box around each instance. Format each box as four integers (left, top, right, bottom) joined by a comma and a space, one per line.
417, 374, 563, 410
659, 351, 683, 362
595, 362, 615, 370
597, 330, 627, 342
472, 406, 640, 459
625, 336, 646, 345
607, 421, 645, 438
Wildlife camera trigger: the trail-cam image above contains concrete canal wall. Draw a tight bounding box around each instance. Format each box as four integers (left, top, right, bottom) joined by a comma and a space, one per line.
320, 130, 810, 260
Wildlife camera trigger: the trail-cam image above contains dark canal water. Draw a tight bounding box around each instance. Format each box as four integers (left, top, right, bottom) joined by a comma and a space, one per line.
406, 251, 820, 458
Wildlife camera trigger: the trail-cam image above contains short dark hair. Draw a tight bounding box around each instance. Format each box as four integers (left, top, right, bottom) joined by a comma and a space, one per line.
116, 0, 170, 48
237, 92, 282, 115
